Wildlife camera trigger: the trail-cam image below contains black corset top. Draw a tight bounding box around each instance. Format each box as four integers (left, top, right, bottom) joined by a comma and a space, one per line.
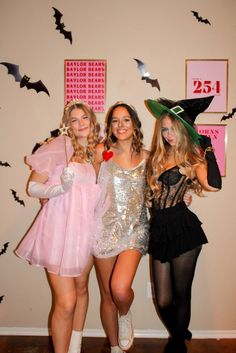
152, 165, 192, 210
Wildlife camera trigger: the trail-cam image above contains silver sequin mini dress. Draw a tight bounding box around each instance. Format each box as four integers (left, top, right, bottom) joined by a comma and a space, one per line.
93, 159, 149, 258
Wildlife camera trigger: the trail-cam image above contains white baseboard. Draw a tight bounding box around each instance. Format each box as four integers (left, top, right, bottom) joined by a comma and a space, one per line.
0, 327, 236, 338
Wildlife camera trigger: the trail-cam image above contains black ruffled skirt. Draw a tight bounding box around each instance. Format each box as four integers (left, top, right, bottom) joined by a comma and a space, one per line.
148, 202, 208, 263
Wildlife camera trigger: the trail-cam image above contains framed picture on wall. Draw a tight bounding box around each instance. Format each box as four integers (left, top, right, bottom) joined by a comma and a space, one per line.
185, 59, 228, 113
196, 124, 227, 177
64, 59, 107, 112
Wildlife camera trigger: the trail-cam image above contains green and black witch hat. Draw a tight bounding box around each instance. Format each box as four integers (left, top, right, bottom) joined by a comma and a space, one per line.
145, 95, 214, 145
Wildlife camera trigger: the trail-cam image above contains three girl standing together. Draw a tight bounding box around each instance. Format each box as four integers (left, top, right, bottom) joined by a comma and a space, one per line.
15, 96, 221, 353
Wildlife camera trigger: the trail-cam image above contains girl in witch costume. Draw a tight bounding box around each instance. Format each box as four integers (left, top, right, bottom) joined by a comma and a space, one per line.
15, 100, 101, 353
145, 96, 221, 353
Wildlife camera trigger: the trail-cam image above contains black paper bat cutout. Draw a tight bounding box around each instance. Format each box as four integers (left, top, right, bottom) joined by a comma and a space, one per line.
0, 296, 4, 303
0, 161, 11, 167
221, 107, 236, 121
52, 7, 72, 44
191, 11, 211, 25
32, 128, 60, 153
10, 189, 25, 207
0, 62, 50, 96
0, 242, 9, 256
134, 58, 160, 90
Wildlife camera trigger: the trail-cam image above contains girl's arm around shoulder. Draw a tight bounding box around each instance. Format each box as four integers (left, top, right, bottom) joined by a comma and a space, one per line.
141, 148, 150, 160
94, 143, 105, 175
95, 143, 105, 162
195, 162, 220, 192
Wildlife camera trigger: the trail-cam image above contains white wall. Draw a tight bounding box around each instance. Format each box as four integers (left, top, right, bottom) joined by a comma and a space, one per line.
0, 0, 236, 337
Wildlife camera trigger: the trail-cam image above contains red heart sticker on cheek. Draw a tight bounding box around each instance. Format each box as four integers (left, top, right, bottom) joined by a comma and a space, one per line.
102, 150, 113, 161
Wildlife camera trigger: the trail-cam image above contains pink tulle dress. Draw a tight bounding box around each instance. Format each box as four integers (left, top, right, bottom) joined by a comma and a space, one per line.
15, 135, 101, 277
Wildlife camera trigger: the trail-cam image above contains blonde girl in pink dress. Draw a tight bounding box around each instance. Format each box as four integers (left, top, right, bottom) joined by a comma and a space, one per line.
15, 100, 101, 353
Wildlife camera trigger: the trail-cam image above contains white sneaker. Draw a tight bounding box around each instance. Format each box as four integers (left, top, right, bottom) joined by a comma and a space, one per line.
118, 310, 134, 350
111, 346, 125, 353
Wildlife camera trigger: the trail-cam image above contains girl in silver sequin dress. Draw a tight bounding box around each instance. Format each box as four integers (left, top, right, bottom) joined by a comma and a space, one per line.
93, 102, 149, 353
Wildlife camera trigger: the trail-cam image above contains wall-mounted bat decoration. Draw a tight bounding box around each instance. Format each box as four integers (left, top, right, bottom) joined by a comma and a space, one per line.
31, 128, 60, 153
0, 62, 50, 96
191, 11, 211, 25
221, 107, 236, 121
0, 242, 9, 256
134, 58, 160, 90
0, 161, 11, 167
52, 7, 72, 44
10, 189, 25, 207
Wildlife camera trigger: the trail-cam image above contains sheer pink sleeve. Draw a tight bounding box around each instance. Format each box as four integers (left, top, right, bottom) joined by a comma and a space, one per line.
26, 135, 74, 177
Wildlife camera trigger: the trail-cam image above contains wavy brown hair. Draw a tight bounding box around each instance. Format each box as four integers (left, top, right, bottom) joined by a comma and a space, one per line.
104, 102, 144, 153
62, 100, 100, 163
147, 113, 205, 198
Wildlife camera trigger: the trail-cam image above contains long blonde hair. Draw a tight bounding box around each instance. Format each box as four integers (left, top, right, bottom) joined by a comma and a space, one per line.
62, 100, 100, 163
147, 113, 205, 197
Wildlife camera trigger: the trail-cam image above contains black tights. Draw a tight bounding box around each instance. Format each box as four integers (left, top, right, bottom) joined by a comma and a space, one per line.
151, 246, 202, 339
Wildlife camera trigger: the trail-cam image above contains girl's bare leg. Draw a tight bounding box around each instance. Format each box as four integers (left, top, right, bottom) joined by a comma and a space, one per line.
94, 256, 118, 347
68, 256, 94, 353
111, 249, 142, 315
73, 256, 94, 330
111, 250, 142, 350
47, 273, 77, 353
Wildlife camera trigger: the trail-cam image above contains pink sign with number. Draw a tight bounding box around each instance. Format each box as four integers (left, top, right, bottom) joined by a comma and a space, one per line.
197, 124, 226, 176
186, 60, 228, 113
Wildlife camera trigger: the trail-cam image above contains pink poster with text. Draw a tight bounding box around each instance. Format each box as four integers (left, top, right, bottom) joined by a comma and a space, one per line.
64, 59, 106, 112
197, 124, 227, 176
186, 60, 228, 113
